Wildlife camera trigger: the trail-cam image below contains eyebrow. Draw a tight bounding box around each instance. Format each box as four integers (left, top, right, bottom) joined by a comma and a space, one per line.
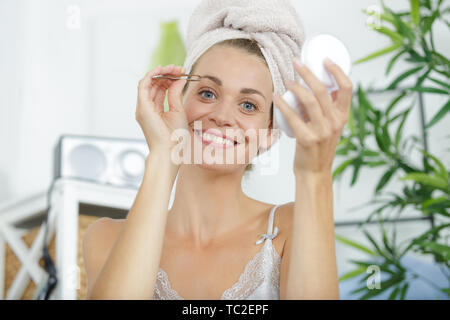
200, 75, 266, 101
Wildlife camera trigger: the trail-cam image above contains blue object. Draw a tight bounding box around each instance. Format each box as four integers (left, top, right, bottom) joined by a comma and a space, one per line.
339, 254, 449, 300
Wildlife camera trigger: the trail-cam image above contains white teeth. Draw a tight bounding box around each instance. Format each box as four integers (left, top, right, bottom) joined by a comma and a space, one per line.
195, 130, 234, 146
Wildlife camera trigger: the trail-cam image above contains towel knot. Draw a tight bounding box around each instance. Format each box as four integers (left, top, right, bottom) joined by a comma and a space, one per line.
255, 226, 279, 245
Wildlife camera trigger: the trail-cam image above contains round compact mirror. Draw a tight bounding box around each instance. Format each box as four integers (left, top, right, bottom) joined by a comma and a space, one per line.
274, 33, 352, 138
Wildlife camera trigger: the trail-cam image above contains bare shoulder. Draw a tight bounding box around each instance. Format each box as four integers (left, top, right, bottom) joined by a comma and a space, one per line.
275, 202, 294, 230
82, 217, 126, 298
83, 217, 125, 246
274, 202, 295, 257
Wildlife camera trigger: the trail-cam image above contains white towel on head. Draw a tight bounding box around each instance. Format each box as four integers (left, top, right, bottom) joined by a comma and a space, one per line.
183, 0, 306, 129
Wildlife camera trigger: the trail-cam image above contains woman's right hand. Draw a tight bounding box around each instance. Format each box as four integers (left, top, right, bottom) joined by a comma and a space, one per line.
136, 64, 189, 154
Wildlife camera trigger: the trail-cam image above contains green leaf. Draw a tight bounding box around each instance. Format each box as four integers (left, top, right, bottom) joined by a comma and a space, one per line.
362, 7, 394, 25
400, 223, 450, 257
421, 0, 432, 10
400, 172, 448, 190
360, 275, 404, 300
350, 285, 369, 295
440, 288, 450, 295
374, 119, 393, 156
375, 128, 387, 154
406, 49, 428, 63
357, 87, 370, 146
395, 108, 412, 149
351, 157, 363, 186
418, 149, 449, 181
335, 234, 376, 255
386, 65, 425, 90
362, 230, 386, 259
354, 43, 403, 65
379, 220, 399, 261
422, 196, 450, 209
388, 285, 401, 300
332, 158, 355, 180
432, 66, 450, 79
339, 267, 367, 282
348, 259, 378, 268
421, 10, 440, 35
362, 150, 380, 157
335, 146, 353, 156
428, 77, 450, 90
419, 242, 450, 261
388, 109, 408, 124
399, 282, 409, 299
431, 50, 450, 65
375, 167, 397, 193
408, 86, 449, 94
444, 19, 450, 30
411, 0, 420, 27
415, 68, 432, 87
366, 160, 388, 168
425, 100, 450, 129
381, 122, 393, 154
386, 91, 408, 116
386, 49, 408, 76
367, 24, 404, 43
388, 7, 416, 43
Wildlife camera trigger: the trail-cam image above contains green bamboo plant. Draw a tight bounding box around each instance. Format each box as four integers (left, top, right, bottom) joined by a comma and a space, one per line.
334, 0, 450, 299
149, 20, 186, 112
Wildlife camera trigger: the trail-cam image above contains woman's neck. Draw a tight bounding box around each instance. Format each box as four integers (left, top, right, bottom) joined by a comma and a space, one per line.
166, 164, 253, 248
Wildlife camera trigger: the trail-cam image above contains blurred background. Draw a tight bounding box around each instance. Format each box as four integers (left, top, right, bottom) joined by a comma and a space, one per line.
0, 0, 448, 300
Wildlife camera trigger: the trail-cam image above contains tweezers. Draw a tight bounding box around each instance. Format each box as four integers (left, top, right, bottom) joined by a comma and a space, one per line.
152, 74, 202, 81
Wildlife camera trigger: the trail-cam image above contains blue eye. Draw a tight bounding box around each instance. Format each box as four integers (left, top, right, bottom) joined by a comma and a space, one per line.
198, 89, 259, 113
241, 101, 257, 112
199, 90, 216, 99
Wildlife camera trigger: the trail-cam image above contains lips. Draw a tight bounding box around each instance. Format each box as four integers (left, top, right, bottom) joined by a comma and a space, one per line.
191, 128, 245, 145
192, 129, 235, 149
203, 129, 238, 145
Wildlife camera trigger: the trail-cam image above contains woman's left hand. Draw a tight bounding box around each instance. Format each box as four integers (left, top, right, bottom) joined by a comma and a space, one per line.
273, 58, 353, 175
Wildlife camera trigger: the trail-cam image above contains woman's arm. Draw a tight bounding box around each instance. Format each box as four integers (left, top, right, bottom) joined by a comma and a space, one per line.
280, 171, 339, 299
87, 150, 179, 299
275, 58, 353, 299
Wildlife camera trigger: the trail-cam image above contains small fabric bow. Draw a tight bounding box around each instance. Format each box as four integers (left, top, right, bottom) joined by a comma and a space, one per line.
255, 226, 279, 245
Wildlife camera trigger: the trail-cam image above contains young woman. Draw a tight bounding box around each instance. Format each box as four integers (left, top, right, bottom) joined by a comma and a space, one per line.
82, 1, 353, 300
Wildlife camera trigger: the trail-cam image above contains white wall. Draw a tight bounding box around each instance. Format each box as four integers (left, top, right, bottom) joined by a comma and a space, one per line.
1, 0, 449, 292
1, 0, 89, 203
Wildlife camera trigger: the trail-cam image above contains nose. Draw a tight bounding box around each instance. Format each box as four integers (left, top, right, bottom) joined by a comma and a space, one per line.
207, 101, 235, 128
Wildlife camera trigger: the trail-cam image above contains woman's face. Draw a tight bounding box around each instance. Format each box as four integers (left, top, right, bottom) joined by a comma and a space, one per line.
181, 45, 275, 172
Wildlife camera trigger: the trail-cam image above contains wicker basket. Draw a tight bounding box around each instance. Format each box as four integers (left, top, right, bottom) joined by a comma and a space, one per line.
4, 214, 101, 300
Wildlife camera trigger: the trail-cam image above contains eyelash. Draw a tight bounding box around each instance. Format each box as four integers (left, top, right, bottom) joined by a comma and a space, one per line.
198, 89, 259, 113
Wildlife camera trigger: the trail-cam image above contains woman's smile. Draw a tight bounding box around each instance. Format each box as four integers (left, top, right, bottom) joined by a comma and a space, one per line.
193, 129, 238, 149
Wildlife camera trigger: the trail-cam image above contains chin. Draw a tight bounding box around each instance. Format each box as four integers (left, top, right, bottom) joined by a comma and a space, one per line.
192, 162, 247, 174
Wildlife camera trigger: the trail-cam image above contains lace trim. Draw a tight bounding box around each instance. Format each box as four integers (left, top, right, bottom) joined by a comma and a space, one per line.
221, 240, 281, 299
153, 267, 183, 300
152, 240, 281, 300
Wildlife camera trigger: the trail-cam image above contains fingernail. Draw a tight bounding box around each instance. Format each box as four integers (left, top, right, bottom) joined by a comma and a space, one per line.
286, 79, 295, 86
324, 57, 334, 67
293, 58, 302, 68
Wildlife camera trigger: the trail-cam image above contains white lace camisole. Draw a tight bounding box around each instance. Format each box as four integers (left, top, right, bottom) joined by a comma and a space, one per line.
152, 204, 282, 300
